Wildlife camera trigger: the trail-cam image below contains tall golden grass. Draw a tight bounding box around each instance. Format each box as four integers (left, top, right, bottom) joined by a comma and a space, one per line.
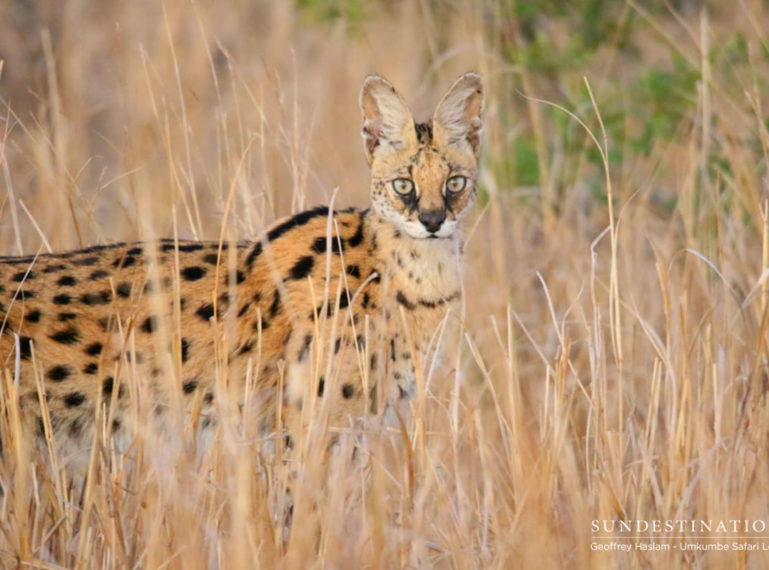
1, 0, 769, 567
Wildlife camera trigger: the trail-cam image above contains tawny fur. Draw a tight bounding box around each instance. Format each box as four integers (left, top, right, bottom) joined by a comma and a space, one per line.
0, 73, 483, 464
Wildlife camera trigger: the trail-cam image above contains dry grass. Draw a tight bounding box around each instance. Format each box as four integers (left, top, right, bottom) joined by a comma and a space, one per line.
1, 0, 769, 568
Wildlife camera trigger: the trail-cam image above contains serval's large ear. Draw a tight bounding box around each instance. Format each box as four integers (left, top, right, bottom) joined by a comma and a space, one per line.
359, 75, 418, 164
432, 72, 484, 158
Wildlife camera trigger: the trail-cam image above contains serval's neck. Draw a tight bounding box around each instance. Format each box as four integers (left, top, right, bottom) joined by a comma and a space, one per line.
365, 210, 463, 303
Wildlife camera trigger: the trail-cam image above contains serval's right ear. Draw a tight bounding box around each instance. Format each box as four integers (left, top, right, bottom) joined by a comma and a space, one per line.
432, 72, 484, 159
359, 75, 417, 164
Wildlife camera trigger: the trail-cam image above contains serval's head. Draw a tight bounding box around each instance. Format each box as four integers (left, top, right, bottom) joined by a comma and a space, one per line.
360, 72, 484, 240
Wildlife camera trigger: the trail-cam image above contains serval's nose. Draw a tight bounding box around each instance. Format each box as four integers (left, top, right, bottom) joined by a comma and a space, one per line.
418, 209, 446, 233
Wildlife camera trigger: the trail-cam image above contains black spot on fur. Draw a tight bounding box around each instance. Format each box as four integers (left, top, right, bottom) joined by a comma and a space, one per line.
235, 270, 245, 284
311, 236, 345, 254
197, 303, 215, 321
182, 380, 198, 394
311, 237, 327, 254
309, 300, 333, 320
269, 290, 281, 317
348, 221, 364, 246
334, 337, 342, 354
355, 335, 365, 350
90, 269, 110, 280
181, 266, 206, 281
317, 377, 325, 397
102, 377, 114, 394
85, 342, 103, 356
346, 265, 361, 278
74, 256, 99, 267
337, 293, 350, 310
116, 282, 132, 298
84, 363, 98, 375
48, 365, 71, 381
289, 256, 315, 280
64, 392, 86, 408
140, 316, 157, 333
203, 253, 219, 265
237, 340, 254, 355
127, 246, 143, 255
396, 290, 416, 310
267, 206, 329, 242
53, 293, 71, 305
341, 383, 354, 399
12, 271, 33, 282
50, 327, 80, 345
81, 291, 111, 305
362, 292, 371, 308
330, 237, 345, 253
181, 338, 190, 362
246, 242, 262, 267
237, 302, 251, 317
112, 255, 136, 268
253, 315, 270, 331
43, 264, 67, 273
57, 275, 76, 286
390, 339, 396, 362
58, 312, 76, 322
177, 243, 204, 252
298, 333, 313, 361
26, 309, 41, 323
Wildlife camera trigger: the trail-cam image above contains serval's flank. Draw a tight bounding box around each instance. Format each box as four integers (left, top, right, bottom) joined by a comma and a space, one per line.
0, 73, 483, 465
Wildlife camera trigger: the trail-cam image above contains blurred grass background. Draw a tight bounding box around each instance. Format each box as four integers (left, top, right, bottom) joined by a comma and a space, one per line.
2, 0, 769, 568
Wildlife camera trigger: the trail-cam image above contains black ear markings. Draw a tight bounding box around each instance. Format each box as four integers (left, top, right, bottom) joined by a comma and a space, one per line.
414, 122, 433, 144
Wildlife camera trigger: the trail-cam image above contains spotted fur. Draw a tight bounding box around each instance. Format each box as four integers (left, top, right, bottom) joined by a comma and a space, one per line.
0, 73, 483, 463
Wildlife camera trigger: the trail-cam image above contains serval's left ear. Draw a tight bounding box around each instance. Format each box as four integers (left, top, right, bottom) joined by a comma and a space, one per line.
432, 72, 484, 158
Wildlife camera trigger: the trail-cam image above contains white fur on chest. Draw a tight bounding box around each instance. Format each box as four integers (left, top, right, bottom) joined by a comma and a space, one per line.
384, 233, 463, 301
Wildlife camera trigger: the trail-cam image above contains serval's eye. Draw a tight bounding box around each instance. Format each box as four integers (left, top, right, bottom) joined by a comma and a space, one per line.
446, 175, 467, 194
391, 179, 415, 195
